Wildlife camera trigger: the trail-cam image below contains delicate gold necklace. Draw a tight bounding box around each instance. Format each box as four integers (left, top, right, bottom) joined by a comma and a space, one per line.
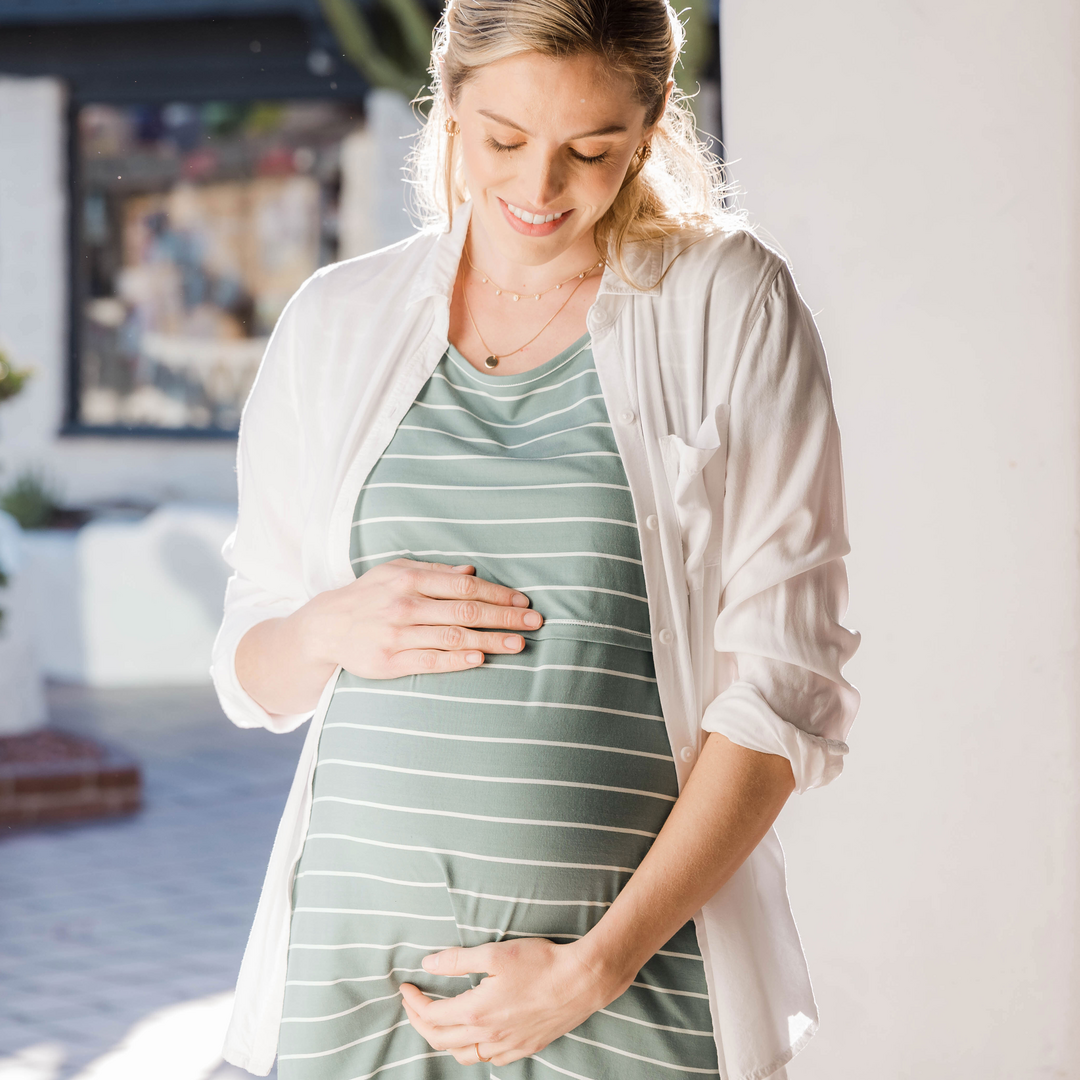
460, 266, 591, 369
464, 246, 605, 301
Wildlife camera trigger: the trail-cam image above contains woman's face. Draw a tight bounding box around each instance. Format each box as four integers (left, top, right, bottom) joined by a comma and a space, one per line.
449, 51, 659, 268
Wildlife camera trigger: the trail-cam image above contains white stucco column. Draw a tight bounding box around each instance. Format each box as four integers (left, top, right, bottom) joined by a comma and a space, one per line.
721, 2, 1080, 1076
0, 77, 67, 465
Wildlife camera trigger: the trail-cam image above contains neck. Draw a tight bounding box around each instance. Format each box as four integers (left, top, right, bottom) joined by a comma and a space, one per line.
465, 215, 603, 295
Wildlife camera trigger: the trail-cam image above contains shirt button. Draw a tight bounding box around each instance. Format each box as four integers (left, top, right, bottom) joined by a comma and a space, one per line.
618, 409, 636, 426
679, 746, 696, 763
658, 628, 674, 645
645, 514, 659, 531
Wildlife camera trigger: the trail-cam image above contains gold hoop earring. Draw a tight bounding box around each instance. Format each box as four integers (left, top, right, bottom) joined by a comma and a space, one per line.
636, 142, 652, 163
444, 117, 459, 137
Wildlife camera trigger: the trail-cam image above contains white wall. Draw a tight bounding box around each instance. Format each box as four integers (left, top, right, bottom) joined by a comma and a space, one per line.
721, 2, 1080, 1077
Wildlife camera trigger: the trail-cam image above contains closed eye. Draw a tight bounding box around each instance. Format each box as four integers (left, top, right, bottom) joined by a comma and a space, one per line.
569, 149, 609, 165
487, 137, 524, 154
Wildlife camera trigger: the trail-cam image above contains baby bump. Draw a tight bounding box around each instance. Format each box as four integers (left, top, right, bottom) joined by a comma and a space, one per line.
301, 633, 678, 941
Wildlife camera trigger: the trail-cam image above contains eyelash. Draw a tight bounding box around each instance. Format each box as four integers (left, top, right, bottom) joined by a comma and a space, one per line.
485, 137, 609, 166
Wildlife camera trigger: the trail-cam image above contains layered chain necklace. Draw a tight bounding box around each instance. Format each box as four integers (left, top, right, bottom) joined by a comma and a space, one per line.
460, 244, 605, 369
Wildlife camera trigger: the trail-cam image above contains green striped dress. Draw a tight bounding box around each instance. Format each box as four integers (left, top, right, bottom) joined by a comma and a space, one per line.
277, 335, 719, 1080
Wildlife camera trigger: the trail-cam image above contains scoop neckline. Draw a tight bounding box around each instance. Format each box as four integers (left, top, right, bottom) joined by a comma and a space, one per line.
443, 331, 592, 387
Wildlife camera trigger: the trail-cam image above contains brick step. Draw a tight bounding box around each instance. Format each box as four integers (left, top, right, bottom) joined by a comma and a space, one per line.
0, 729, 141, 827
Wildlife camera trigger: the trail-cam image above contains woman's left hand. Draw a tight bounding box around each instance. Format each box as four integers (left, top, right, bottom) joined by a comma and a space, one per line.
399, 938, 625, 1066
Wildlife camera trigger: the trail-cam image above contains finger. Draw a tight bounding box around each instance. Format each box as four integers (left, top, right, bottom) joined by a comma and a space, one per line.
422, 944, 496, 977
401, 992, 484, 1050
412, 598, 544, 632
387, 649, 487, 676
398, 626, 527, 655
403, 566, 532, 609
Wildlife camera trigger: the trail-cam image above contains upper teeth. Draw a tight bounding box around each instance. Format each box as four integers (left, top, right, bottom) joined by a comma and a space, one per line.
507, 202, 565, 225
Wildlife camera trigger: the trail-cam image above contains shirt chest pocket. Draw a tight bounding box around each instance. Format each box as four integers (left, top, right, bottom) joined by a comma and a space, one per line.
658, 403, 729, 593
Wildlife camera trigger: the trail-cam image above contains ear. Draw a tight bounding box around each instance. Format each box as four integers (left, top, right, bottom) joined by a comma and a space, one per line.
644, 79, 675, 140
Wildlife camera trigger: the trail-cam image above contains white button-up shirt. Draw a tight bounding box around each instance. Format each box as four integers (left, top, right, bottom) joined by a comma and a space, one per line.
211, 201, 860, 1080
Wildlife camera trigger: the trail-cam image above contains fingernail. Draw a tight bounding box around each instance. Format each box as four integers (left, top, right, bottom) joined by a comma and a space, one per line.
511, 592, 530, 607
524, 611, 542, 628
423, 954, 438, 971
465, 652, 483, 664
453, 564, 473, 571
504, 636, 523, 650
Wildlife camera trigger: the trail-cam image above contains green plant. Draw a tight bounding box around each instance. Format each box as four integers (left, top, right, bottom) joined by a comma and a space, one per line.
319, 0, 435, 98
1, 469, 60, 530
0, 349, 31, 403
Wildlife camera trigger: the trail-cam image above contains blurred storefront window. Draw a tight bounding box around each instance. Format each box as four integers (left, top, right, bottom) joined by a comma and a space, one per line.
76, 98, 362, 434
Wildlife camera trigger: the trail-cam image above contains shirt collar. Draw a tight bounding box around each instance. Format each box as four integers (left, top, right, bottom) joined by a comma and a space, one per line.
405, 198, 666, 306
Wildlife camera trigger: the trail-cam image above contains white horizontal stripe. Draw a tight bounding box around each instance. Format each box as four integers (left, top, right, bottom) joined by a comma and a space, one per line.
444, 341, 590, 388
629, 980, 710, 999
303, 832, 639, 872
280, 990, 401, 1024
333, 686, 663, 723
513, 584, 648, 604
450, 928, 699, 962
483, 661, 656, 684
353, 513, 636, 529
315, 760, 674, 803
312, 795, 659, 838
341, 1051, 456, 1080
323, 722, 673, 762
289, 870, 629, 915
430, 369, 598, 402
294, 906, 457, 921
360, 482, 630, 493
456, 924, 579, 940
352, 547, 640, 567
286, 966, 435, 987
378, 451, 620, 462
295, 869, 447, 888
543, 618, 652, 639
410, 393, 605, 429
524, 1052, 598, 1080
442, 349, 592, 391
276, 1017, 413, 1059
596, 1006, 713, 1036
561, 1032, 720, 1073
289, 939, 459, 952
446, 886, 610, 908
394, 420, 613, 450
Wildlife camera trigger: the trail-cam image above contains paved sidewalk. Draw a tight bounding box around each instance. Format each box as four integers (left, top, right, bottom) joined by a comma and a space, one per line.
0, 684, 307, 1079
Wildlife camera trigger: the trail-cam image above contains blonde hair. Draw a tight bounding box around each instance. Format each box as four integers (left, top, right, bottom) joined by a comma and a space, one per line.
408, 0, 739, 287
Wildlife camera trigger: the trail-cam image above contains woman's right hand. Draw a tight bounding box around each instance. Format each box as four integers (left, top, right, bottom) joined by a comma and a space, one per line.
300, 558, 542, 678
236, 559, 542, 717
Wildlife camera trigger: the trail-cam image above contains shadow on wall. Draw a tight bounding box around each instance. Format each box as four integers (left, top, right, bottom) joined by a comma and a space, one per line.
158, 524, 232, 627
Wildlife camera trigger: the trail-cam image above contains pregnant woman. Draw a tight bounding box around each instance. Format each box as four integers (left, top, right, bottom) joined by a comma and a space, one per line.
212, 2, 861, 1079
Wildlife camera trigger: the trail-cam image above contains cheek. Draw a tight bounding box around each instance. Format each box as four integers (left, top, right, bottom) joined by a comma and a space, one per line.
459, 143, 514, 189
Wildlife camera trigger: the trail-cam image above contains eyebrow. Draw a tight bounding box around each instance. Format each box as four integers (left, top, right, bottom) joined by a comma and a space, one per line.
477, 109, 627, 139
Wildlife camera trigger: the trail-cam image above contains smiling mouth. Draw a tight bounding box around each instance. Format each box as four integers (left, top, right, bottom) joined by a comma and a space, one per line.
504, 201, 567, 225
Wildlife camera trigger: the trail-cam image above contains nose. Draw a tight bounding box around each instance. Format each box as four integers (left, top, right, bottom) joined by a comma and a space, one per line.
527, 147, 567, 210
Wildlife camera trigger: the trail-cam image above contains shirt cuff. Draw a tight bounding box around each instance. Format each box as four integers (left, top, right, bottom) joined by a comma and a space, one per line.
210, 604, 318, 734
699, 680, 849, 793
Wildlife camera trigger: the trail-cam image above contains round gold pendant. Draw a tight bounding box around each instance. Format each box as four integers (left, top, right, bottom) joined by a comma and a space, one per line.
484, 355, 499, 369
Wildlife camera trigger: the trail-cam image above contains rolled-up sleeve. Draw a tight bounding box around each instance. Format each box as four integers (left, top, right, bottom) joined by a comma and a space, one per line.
210, 287, 316, 734
699, 262, 860, 792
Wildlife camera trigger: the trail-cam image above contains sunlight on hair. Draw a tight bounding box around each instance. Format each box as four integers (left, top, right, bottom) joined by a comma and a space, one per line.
0, 1043, 65, 1080
66, 992, 234, 1080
